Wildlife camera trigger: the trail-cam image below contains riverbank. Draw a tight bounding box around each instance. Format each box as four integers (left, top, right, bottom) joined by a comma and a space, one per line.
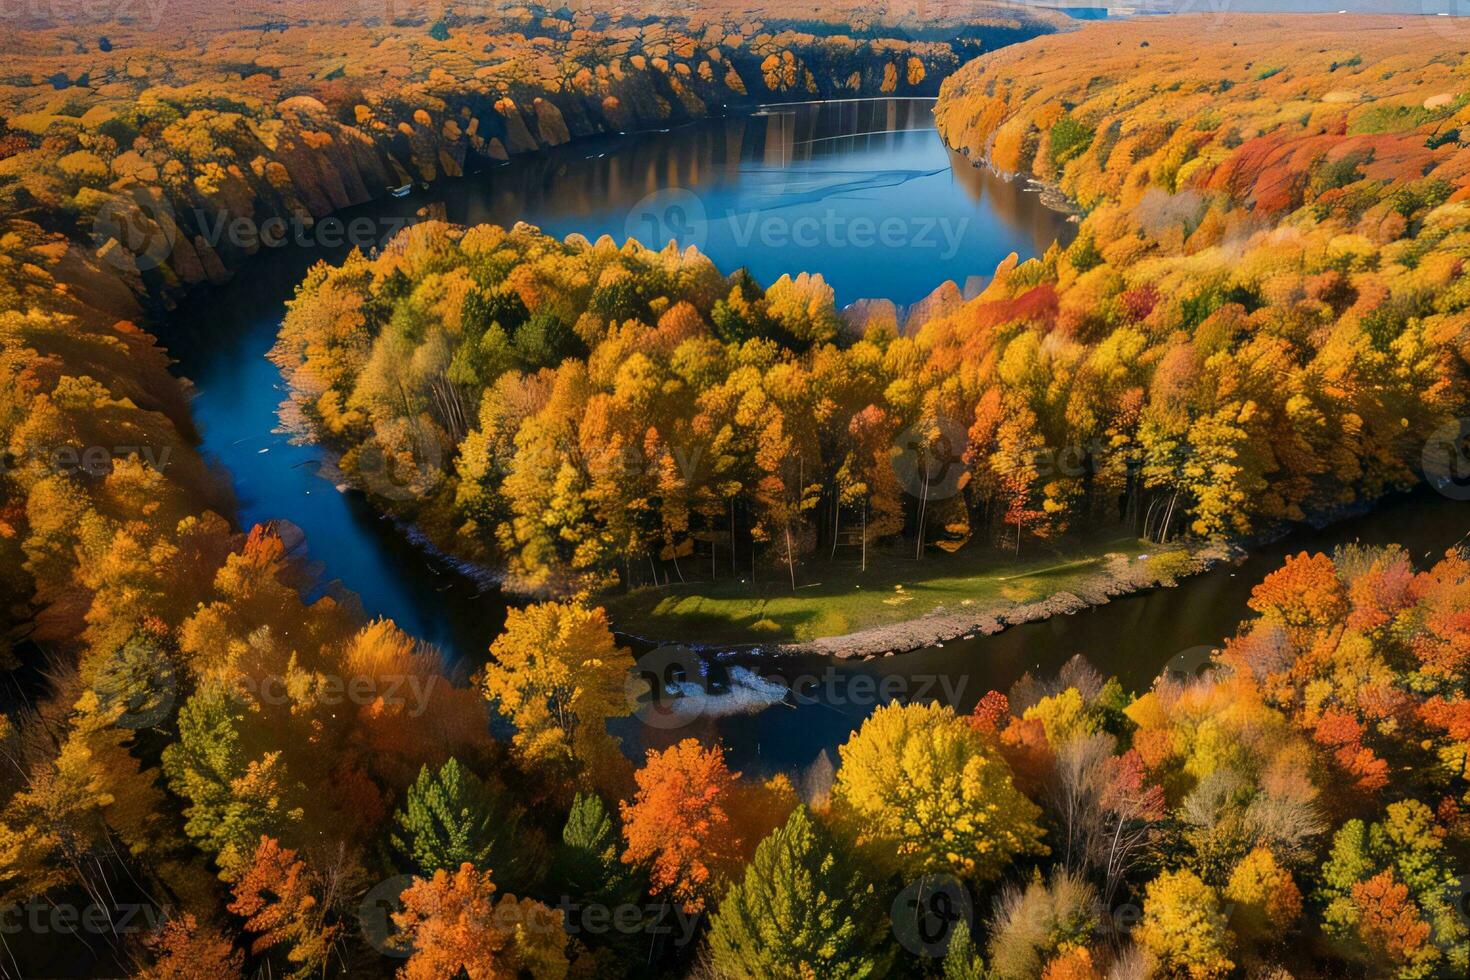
604, 536, 1237, 658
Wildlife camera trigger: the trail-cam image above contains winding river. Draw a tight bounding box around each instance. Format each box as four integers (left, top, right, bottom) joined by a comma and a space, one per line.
158, 98, 1470, 777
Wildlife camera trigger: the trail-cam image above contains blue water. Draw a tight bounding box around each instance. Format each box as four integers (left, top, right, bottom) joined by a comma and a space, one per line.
160, 98, 1470, 776
161, 98, 1071, 657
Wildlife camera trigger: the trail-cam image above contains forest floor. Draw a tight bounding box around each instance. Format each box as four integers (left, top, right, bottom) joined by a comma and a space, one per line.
604, 533, 1233, 656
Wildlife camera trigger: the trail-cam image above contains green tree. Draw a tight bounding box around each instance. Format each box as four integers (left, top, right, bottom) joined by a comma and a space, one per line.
390, 757, 544, 893
943, 922, 989, 980
1318, 802, 1467, 978
161, 684, 301, 878
549, 792, 642, 906
706, 806, 891, 979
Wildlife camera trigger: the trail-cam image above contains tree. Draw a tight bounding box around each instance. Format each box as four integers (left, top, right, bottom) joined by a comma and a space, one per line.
986, 872, 1098, 980
706, 806, 892, 979
1246, 552, 1347, 635
1349, 870, 1436, 976
1223, 847, 1302, 944
831, 702, 1045, 881
621, 738, 740, 913
482, 602, 632, 773
227, 837, 342, 979
1318, 802, 1467, 977
391, 757, 544, 894
140, 913, 244, 980
547, 793, 646, 961
162, 684, 303, 878
391, 863, 568, 980
1135, 870, 1234, 980
943, 922, 988, 980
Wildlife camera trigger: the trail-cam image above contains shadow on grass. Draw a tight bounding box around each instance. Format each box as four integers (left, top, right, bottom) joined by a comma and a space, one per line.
604, 530, 1147, 646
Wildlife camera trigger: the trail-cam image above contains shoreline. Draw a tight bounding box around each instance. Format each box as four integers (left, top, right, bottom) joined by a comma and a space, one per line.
775, 541, 1238, 660
613, 540, 1238, 662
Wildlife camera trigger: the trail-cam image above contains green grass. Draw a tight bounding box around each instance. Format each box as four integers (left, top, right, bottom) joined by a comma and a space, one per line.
601, 534, 1155, 646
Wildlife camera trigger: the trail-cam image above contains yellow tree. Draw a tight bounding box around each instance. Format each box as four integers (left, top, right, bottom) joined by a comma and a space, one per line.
830, 702, 1045, 881
482, 602, 633, 775
1136, 869, 1235, 979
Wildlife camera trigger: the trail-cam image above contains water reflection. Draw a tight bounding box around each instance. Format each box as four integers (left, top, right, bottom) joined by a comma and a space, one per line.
161, 98, 1086, 769
434, 97, 1071, 306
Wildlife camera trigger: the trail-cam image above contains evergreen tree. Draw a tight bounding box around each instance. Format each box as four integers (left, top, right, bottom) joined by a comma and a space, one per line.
390, 757, 544, 893
549, 792, 641, 904
548, 793, 647, 967
706, 805, 892, 979
943, 922, 989, 980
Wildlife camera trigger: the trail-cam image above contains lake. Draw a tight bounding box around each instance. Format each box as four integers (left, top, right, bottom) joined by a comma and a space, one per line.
158, 98, 1470, 777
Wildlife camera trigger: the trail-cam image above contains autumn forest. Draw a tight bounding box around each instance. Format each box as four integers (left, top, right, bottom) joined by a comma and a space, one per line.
1, 2, 1469, 979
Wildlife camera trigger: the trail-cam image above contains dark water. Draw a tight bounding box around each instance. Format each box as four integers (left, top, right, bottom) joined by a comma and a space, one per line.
159, 98, 1470, 778
628, 488, 1470, 777
160, 98, 1068, 653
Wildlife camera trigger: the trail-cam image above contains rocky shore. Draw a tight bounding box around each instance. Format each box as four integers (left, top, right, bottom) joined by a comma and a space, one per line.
771, 542, 1239, 660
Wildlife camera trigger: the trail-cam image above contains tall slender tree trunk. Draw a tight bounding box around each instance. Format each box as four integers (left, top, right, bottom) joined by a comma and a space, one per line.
861, 502, 867, 572
830, 496, 841, 561
730, 498, 738, 576
1160, 489, 1180, 544
784, 523, 796, 592
914, 467, 930, 560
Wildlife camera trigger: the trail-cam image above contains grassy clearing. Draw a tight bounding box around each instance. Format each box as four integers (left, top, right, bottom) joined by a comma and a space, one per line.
602, 533, 1158, 645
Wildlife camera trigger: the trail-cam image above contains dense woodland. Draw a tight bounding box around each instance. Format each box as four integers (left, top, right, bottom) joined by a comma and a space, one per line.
0, 9, 1467, 979
0, 0, 1065, 291
278, 17, 1470, 595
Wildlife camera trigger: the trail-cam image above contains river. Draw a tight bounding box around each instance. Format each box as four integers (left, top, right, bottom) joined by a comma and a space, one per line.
158, 98, 1470, 779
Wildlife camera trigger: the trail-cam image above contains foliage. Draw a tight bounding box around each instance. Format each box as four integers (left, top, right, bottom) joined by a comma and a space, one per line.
390, 757, 545, 894
705, 805, 892, 979
831, 701, 1046, 880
